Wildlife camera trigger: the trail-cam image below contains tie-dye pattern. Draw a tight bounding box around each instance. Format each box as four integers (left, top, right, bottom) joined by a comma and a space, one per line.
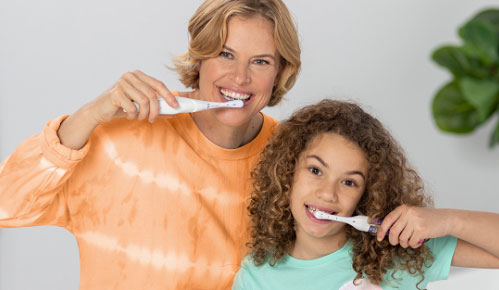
0, 111, 278, 290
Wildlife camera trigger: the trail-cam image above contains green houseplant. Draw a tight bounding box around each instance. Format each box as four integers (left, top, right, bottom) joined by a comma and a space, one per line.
431, 8, 499, 148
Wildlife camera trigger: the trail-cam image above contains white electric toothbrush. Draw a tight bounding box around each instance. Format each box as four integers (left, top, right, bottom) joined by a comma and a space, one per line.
313, 209, 428, 243
133, 96, 244, 115
312, 210, 381, 234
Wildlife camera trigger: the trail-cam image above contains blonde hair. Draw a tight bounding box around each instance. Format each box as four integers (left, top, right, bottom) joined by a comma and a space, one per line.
173, 0, 301, 106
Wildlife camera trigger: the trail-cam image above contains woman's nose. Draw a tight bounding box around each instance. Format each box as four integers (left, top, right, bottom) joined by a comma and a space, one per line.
231, 62, 251, 85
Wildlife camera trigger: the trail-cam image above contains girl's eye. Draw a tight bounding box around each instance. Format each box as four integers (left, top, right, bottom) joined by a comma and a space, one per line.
343, 180, 356, 187
308, 167, 322, 176
219, 51, 233, 59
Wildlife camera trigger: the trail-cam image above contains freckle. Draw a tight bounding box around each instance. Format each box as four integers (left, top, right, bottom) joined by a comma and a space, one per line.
163, 215, 168, 231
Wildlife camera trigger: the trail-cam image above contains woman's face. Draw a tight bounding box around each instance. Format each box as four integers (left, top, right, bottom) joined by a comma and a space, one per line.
197, 15, 279, 128
290, 133, 368, 247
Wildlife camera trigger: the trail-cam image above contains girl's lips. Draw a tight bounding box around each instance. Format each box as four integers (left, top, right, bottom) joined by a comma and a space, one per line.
306, 204, 336, 214
305, 205, 334, 224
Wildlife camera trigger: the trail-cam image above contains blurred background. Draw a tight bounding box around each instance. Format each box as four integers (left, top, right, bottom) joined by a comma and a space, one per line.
1, 0, 498, 289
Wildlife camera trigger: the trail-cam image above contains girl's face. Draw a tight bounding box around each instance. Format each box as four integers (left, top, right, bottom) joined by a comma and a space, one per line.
290, 133, 368, 251
196, 15, 279, 128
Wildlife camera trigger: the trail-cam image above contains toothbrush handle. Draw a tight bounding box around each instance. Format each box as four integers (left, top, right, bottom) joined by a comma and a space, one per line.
131, 97, 200, 115
158, 97, 199, 114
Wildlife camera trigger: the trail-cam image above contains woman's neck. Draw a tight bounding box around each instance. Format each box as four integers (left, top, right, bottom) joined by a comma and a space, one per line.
191, 111, 263, 149
290, 231, 348, 260
182, 90, 264, 149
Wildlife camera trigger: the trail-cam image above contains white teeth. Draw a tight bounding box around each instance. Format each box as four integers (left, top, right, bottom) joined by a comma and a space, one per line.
307, 206, 318, 214
220, 88, 251, 100
307, 205, 334, 215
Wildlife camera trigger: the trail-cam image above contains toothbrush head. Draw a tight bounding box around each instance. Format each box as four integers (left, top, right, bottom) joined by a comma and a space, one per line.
312, 210, 335, 220
226, 99, 244, 108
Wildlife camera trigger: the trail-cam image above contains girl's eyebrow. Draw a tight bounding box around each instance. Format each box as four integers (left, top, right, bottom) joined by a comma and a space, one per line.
306, 155, 366, 180
306, 155, 328, 168
346, 171, 366, 181
222, 45, 276, 60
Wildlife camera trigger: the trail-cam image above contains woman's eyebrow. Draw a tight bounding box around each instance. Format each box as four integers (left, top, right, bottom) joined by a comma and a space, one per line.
222, 45, 276, 60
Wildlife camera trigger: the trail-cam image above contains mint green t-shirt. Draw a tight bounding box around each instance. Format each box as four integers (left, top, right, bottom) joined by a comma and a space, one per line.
232, 236, 457, 290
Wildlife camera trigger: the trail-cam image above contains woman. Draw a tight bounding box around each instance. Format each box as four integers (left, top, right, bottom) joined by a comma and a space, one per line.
0, 0, 300, 289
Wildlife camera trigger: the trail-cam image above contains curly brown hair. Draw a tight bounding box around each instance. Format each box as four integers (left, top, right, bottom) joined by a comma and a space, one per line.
248, 99, 434, 287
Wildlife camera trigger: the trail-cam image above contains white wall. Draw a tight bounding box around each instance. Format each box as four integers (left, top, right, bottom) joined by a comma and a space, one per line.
1, 0, 498, 289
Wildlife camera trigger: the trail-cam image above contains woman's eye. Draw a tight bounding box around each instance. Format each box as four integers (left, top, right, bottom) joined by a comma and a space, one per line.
220, 51, 233, 59
343, 180, 356, 187
254, 59, 270, 65
308, 167, 322, 176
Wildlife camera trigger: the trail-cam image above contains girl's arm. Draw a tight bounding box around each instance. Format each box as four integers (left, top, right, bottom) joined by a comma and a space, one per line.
445, 209, 499, 268
376, 205, 499, 268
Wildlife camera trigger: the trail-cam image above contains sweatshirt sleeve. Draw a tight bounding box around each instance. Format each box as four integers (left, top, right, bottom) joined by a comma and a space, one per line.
0, 115, 90, 231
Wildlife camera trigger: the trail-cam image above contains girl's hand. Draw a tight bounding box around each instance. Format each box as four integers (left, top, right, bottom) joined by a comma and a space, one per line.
376, 205, 450, 248
90, 70, 178, 124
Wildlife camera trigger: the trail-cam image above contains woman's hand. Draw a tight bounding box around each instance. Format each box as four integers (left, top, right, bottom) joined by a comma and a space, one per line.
90, 70, 178, 123
376, 205, 451, 248
58, 70, 178, 149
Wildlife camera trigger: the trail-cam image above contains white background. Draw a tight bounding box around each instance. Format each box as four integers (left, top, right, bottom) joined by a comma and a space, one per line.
1, 0, 498, 289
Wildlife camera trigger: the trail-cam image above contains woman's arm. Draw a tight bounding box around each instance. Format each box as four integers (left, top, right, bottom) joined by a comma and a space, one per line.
58, 70, 178, 149
376, 205, 499, 268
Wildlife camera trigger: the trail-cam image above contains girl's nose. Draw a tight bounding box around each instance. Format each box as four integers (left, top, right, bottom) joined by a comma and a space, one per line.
315, 181, 338, 203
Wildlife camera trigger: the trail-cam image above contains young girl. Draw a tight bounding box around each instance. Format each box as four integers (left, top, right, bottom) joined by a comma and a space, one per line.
232, 99, 499, 289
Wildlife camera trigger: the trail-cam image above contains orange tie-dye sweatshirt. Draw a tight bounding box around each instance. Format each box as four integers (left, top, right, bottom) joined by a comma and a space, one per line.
0, 111, 278, 289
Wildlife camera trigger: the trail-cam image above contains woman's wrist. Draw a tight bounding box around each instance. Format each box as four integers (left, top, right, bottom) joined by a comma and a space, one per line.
57, 105, 101, 150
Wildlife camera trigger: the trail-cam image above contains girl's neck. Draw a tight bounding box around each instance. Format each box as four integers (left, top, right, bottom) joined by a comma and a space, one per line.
290, 231, 348, 260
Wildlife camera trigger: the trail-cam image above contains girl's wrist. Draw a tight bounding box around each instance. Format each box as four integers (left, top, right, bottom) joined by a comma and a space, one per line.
442, 208, 463, 238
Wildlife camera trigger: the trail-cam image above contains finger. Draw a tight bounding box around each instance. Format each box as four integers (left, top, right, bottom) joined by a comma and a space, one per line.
398, 227, 414, 248
124, 72, 161, 122
377, 207, 403, 241
110, 85, 137, 120
119, 97, 138, 120
134, 70, 178, 108
119, 76, 150, 121
408, 235, 425, 249
388, 214, 409, 246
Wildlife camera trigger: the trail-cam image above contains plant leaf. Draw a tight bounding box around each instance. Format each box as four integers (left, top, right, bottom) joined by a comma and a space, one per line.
432, 81, 481, 133
459, 77, 499, 122
431, 46, 490, 79
458, 19, 498, 65
489, 117, 499, 148
472, 9, 499, 38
